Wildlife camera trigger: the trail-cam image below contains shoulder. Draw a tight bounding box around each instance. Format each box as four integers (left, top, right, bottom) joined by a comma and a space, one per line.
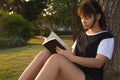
76, 31, 86, 40
100, 32, 114, 38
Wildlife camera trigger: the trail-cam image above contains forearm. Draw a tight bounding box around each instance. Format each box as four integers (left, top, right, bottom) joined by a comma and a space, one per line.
56, 47, 106, 68
71, 55, 106, 68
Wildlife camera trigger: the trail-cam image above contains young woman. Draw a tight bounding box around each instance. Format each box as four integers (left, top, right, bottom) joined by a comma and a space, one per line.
18, 0, 114, 80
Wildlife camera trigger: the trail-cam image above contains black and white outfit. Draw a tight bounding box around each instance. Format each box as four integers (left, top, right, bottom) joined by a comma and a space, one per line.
72, 31, 114, 80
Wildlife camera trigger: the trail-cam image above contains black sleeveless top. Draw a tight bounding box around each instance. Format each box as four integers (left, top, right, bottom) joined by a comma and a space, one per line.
74, 31, 113, 80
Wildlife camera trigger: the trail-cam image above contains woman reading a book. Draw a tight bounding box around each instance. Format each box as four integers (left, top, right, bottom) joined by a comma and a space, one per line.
19, 0, 114, 80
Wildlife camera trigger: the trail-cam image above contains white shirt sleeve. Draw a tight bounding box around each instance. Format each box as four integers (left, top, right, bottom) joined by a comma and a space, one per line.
97, 38, 114, 60
72, 40, 77, 50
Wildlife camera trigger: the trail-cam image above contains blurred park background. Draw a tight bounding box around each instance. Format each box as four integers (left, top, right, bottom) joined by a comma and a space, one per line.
0, 0, 120, 80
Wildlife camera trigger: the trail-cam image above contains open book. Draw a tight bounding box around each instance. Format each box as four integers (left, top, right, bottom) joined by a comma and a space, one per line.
42, 31, 68, 53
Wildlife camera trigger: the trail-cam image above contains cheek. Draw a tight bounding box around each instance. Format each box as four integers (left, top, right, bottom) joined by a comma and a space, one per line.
88, 19, 94, 25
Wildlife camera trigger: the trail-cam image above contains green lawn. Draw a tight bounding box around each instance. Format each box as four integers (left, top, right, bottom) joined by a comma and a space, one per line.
0, 37, 119, 80
0, 44, 44, 80
0, 37, 73, 80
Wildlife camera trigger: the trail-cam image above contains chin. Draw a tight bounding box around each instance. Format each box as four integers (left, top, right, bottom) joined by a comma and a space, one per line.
84, 27, 90, 30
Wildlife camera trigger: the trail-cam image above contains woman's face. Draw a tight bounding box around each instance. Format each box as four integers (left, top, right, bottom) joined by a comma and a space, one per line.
80, 15, 95, 30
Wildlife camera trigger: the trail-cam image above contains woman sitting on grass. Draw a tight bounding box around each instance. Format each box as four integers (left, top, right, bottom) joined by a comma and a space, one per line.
18, 0, 114, 80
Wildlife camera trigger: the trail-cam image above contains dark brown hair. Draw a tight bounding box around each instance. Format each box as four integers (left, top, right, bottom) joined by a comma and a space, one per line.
78, 0, 107, 30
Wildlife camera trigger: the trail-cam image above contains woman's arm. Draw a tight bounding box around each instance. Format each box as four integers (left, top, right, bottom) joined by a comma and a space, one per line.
56, 47, 107, 68
72, 54, 107, 68
56, 38, 114, 68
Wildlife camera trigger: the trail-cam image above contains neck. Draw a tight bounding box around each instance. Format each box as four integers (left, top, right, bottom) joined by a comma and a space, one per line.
88, 22, 102, 34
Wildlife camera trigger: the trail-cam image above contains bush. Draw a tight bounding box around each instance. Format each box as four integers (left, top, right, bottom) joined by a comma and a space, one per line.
0, 10, 6, 33
0, 10, 6, 18
0, 36, 26, 49
56, 31, 72, 35
0, 12, 33, 41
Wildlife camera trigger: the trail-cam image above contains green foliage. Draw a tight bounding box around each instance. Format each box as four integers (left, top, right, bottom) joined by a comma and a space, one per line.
43, 0, 83, 32
56, 31, 72, 35
0, 13, 33, 41
46, 0, 72, 27
21, 0, 47, 21
39, 28, 50, 36
0, 36, 26, 49
0, 10, 6, 18
0, 0, 47, 21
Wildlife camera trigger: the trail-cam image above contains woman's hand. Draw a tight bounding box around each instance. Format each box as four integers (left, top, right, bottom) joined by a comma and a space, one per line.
56, 46, 75, 62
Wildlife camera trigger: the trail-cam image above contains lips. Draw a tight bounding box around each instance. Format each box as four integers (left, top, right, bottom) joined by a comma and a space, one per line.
83, 25, 90, 29
83, 24, 87, 27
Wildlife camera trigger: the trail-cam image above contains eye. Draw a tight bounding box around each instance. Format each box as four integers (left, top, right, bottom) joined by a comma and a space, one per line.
80, 16, 90, 20
85, 16, 90, 19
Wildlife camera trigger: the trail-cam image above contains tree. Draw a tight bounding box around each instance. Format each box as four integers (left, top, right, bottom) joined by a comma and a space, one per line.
0, 0, 6, 9
0, 13, 33, 41
99, 0, 120, 74
71, 0, 78, 41
0, 0, 12, 11
21, 0, 47, 21
46, 0, 72, 30
44, 0, 83, 39
0, 0, 47, 21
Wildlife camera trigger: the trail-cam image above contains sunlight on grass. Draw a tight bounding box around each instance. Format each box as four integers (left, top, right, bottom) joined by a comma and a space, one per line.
27, 35, 73, 45
27, 38, 44, 44
0, 45, 44, 80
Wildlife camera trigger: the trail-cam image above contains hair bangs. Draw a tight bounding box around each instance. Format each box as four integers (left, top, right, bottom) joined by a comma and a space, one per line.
78, 2, 96, 18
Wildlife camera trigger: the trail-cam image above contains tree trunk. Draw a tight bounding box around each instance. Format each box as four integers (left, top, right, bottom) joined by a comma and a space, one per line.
99, 0, 120, 74
71, 0, 77, 41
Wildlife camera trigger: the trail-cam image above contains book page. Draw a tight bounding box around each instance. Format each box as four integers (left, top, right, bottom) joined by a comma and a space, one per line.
43, 31, 68, 47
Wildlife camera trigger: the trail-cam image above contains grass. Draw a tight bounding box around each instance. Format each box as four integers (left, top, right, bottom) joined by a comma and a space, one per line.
0, 45, 44, 80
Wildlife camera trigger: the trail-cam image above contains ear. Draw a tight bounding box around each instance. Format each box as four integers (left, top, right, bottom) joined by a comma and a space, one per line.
96, 14, 101, 20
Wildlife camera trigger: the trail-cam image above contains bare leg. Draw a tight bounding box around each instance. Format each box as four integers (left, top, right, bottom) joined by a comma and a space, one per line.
18, 49, 52, 80
56, 74, 62, 80
35, 54, 85, 80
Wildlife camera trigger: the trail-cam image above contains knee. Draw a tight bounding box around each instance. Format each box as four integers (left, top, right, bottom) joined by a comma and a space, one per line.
33, 50, 52, 65
49, 54, 61, 59
48, 54, 64, 64
35, 49, 51, 59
